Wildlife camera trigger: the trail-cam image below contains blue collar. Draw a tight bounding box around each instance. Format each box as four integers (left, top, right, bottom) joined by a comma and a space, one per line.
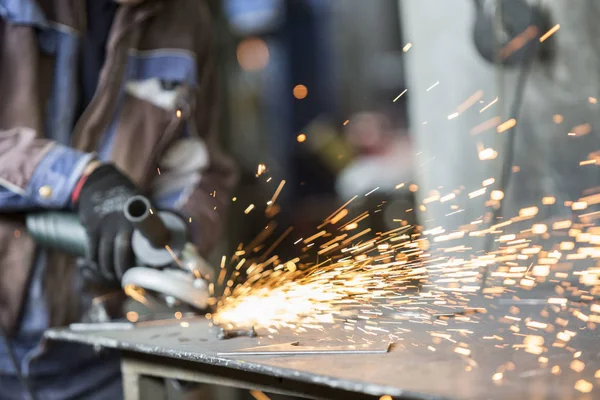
0, 0, 48, 28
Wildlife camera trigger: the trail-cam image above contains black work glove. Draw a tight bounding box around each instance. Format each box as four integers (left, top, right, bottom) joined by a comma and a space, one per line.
76, 164, 138, 286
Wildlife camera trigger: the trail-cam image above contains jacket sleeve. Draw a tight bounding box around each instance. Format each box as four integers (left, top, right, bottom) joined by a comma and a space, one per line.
0, 128, 94, 210
152, 7, 237, 256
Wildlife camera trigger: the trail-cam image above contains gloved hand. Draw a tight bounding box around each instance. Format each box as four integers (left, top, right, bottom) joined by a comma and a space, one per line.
75, 164, 139, 286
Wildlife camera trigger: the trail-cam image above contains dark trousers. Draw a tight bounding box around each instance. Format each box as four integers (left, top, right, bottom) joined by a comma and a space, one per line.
0, 353, 122, 400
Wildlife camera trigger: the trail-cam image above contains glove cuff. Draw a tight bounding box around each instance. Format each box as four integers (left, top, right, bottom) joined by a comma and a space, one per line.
71, 160, 102, 206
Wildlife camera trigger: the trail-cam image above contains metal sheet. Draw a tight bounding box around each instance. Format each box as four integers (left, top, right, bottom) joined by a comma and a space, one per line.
45, 285, 600, 399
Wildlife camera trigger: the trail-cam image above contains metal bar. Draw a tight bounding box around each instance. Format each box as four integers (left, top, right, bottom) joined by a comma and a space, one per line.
217, 342, 391, 357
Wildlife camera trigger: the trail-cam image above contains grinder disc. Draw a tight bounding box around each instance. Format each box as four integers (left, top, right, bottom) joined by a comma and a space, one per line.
131, 211, 188, 267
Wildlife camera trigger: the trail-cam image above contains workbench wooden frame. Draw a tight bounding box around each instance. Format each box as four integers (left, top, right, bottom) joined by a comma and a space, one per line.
120, 351, 383, 400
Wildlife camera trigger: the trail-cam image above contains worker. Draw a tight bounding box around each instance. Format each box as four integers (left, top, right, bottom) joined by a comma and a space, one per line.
336, 111, 413, 201
0, 0, 236, 398
336, 111, 415, 232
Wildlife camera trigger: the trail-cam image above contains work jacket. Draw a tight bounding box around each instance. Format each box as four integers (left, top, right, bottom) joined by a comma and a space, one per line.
0, 0, 235, 362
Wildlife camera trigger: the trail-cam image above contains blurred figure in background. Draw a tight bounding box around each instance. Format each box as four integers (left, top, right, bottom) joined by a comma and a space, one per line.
336, 111, 415, 234
336, 111, 413, 200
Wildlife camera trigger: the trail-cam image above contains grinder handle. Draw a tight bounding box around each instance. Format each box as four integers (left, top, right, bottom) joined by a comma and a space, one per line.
26, 212, 88, 257
124, 195, 171, 248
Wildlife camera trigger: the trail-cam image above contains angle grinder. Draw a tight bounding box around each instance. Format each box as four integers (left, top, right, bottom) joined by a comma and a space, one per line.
26, 195, 213, 310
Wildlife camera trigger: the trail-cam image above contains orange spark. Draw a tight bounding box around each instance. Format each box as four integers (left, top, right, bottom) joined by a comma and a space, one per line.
393, 89, 408, 102
574, 380, 593, 394
457, 90, 484, 113
480, 97, 498, 113
479, 148, 498, 160
483, 178, 495, 186
293, 85, 308, 99
490, 190, 504, 201
470, 117, 501, 135
542, 196, 556, 205
497, 118, 517, 133
540, 24, 560, 42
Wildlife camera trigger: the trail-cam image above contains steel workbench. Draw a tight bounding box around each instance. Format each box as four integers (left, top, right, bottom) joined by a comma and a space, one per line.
45, 290, 600, 400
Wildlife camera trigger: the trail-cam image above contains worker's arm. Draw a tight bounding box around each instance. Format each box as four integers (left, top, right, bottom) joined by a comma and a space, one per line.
0, 128, 96, 210
152, 7, 237, 256
0, 127, 138, 283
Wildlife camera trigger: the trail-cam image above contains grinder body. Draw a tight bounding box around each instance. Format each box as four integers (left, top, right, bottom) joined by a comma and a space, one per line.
26, 196, 212, 309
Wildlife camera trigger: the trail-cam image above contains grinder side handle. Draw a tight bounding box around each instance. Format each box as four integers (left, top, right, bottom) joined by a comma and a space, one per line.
124, 196, 172, 248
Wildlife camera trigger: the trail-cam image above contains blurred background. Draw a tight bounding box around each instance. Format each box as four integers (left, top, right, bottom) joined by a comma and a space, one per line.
214, 0, 414, 259
212, 0, 600, 264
